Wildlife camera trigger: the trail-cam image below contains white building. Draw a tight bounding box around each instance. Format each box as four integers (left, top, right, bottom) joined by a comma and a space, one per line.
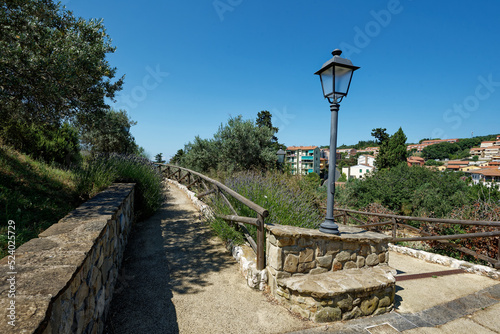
342, 164, 374, 179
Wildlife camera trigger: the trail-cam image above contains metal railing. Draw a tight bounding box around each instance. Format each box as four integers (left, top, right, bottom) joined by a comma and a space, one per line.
334, 208, 500, 268
156, 164, 268, 270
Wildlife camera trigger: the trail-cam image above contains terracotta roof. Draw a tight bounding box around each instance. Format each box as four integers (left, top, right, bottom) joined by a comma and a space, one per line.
287, 146, 318, 150
470, 168, 500, 176
447, 160, 468, 165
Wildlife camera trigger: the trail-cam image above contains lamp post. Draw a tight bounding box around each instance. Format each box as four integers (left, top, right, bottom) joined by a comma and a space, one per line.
315, 49, 360, 235
276, 149, 286, 171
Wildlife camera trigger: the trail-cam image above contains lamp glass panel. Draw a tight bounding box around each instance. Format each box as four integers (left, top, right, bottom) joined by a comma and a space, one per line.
319, 66, 333, 99
334, 66, 353, 98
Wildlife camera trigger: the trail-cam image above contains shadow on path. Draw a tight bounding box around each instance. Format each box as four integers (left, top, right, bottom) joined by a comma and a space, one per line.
104, 185, 234, 333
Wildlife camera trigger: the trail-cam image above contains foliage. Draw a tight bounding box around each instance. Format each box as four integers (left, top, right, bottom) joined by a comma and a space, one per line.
155, 153, 166, 163
0, 120, 81, 165
0, 142, 79, 258
169, 149, 184, 164
80, 109, 138, 156
335, 164, 477, 218
75, 154, 164, 220
373, 127, 407, 169
181, 115, 277, 173
421, 135, 498, 160
338, 139, 378, 150
204, 171, 323, 244
0, 0, 123, 128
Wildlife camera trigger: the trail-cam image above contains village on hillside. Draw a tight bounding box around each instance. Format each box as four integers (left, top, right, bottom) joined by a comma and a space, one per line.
285, 135, 500, 189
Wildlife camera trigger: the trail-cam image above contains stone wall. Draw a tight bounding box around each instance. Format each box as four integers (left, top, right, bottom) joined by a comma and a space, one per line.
0, 183, 135, 334
266, 224, 391, 295
266, 224, 396, 322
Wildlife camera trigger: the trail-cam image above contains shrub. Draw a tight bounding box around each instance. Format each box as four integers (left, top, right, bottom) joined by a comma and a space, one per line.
75, 154, 164, 220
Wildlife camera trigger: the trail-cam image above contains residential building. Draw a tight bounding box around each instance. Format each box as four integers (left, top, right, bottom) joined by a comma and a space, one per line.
407, 138, 459, 152
342, 164, 374, 179
480, 141, 496, 148
407, 156, 425, 167
446, 160, 469, 171
286, 146, 321, 175
358, 147, 379, 155
470, 147, 485, 158
484, 146, 500, 159
470, 168, 500, 190
320, 158, 328, 170
337, 148, 357, 157
357, 155, 376, 167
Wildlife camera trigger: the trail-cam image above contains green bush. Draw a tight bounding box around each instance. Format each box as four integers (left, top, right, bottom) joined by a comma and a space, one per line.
75, 154, 164, 220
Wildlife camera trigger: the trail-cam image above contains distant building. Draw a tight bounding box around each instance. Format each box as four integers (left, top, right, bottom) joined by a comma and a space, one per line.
337, 148, 357, 157
407, 156, 425, 167
357, 155, 376, 167
286, 146, 321, 175
407, 138, 459, 152
342, 164, 374, 179
470, 168, 500, 190
446, 160, 469, 171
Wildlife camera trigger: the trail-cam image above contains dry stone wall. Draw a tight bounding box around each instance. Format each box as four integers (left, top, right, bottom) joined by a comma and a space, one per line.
0, 183, 135, 334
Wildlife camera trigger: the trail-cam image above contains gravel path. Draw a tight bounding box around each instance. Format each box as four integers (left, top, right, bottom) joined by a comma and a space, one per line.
104, 184, 315, 334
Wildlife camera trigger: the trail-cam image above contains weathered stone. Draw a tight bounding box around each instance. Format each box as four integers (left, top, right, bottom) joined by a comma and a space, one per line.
315, 307, 341, 322
378, 252, 386, 263
342, 306, 363, 320
309, 268, 328, 275
299, 248, 314, 263
297, 261, 316, 273
350, 253, 357, 261
344, 242, 360, 251
356, 256, 365, 268
316, 255, 333, 268
344, 261, 357, 270
267, 243, 283, 270
337, 294, 353, 311
267, 233, 277, 246
283, 254, 299, 272
366, 253, 380, 266
277, 237, 295, 247
332, 259, 343, 271
291, 304, 310, 319
378, 296, 391, 308
360, 296, 379, 315
336, 251, 351, 262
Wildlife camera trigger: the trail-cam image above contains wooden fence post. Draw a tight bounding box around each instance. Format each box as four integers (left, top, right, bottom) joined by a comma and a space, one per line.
257, 214, 265, 271
392, 218, 397, 239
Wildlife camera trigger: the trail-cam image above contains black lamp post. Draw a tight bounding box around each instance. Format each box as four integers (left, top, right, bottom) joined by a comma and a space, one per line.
315, 49, 360, 235
276, 149, 286, 171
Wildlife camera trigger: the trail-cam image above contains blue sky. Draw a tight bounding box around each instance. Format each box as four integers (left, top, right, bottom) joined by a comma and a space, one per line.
64, 0, 500, 160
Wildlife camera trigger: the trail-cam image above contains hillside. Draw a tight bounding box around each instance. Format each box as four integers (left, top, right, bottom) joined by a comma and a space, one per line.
0, 143, 81, 258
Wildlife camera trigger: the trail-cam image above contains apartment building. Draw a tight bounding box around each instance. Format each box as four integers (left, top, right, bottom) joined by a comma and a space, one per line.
286, 146, 321, 175
407, 138, 459, 152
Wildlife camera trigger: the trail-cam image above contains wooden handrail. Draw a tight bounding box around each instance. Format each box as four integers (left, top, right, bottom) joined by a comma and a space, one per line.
158, 163, 268, 270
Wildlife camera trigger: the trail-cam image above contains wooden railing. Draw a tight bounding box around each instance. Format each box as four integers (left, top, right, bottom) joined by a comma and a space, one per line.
156, 164, 268, 270
334, 208, 500, 269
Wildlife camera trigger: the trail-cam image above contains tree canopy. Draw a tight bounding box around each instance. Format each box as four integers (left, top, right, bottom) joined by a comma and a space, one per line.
0, 0, 123, 128
372, 127, 407, 169
179, 114, 279, 173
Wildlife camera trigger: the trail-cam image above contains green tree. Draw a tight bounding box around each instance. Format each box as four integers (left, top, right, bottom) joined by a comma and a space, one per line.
373, 127, 407, 169
169, 149, 184, 164
0, 0, 123, 136
255, 110, 286, 152
155, 153, 165, 163
79, 109, 137, 156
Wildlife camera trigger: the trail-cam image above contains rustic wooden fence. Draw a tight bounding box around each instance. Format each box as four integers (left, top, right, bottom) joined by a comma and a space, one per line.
156, 164, 268, 270
334, 208, 500, 269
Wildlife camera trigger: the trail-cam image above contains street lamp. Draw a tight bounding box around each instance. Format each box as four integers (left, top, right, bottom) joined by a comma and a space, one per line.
315, 49, 360, 235
276, 149, 286, 171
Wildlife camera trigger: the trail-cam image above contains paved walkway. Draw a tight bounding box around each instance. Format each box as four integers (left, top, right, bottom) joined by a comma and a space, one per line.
104, 184, 312, 334
105, 183, 500, 334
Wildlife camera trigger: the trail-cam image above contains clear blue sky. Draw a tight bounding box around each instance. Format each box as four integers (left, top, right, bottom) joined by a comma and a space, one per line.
64, 0, 500, 160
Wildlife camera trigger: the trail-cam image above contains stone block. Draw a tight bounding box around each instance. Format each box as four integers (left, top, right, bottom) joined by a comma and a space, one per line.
298, 248, 314, 263
360, 296, 379, 315
283, 254, 299, 272
315, 306, 341, 322
332, 260, 343, 271
297, 261, 316, 273
277, 237, 295, 247
267, 243, 283, 270
378, 252, 386, 264
356, 256, 365, 268
336, 251, 352, 262
344, 261, 357, 270
309, 268, 328, 275
342, 306, 363, 321
366, 253, 380, 266
316, 255, 333, 268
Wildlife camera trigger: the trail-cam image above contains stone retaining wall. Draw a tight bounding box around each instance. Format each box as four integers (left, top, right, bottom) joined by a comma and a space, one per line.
0, 183, 135, 334
266, 224, 392, 295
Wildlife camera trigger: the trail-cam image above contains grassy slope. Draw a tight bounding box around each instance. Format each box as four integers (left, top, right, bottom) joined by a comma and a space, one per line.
0, 144, 80, 258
